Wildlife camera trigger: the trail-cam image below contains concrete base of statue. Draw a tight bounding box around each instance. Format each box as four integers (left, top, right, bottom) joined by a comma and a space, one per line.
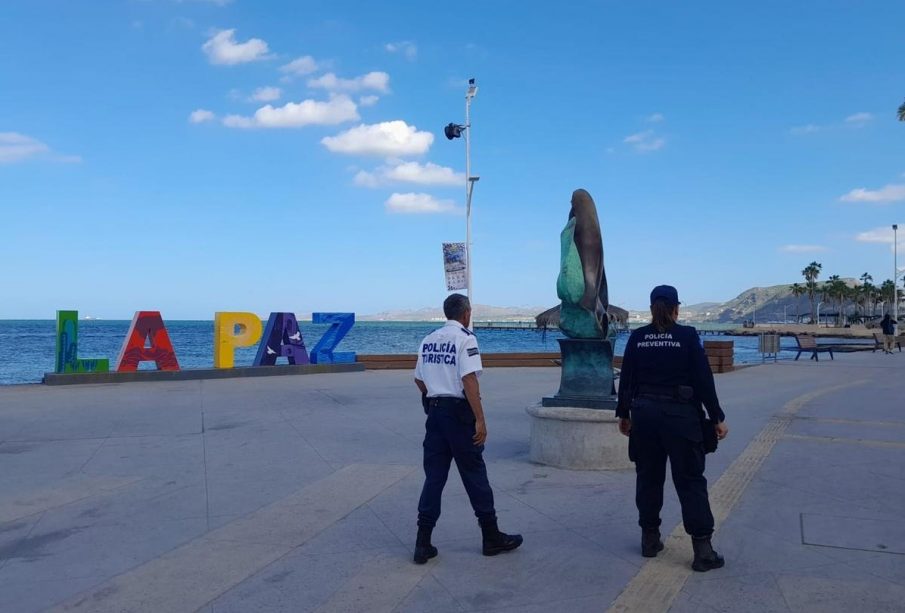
525, 404, 632, 470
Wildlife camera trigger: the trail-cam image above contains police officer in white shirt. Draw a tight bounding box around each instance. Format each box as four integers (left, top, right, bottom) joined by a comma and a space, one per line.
412, 293, 523, 564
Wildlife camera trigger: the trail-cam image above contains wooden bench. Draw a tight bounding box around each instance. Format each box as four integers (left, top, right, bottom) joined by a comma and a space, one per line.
872, 333, 903, 353
792, 335, 834, 361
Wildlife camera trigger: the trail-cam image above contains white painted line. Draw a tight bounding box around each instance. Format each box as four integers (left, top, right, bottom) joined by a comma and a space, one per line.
0, 476, 142, 524
607, 380, 868, 613
51, 464, 414, 613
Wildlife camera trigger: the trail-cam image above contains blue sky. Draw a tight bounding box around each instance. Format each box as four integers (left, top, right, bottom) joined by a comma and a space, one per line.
1, 0, 904, 319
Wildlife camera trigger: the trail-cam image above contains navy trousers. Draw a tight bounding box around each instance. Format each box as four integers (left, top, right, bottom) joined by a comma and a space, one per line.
417, 404, 497, 528
629, 398, 715, 537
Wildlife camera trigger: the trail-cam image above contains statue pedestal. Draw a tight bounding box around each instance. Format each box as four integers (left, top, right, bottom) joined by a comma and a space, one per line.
542, 338, 617, 410
525, 404, 631, 470
530, 338, 629, 470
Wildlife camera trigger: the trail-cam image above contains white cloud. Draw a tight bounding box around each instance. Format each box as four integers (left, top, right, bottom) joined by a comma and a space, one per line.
358, 95, 379, 107
223, 95, 359, 129
385, 41, 417, 60
646, 113, 665, 123
793, 112, 874, 135
778, 244, 827, 253
250, 86, 281, 102
0, 132, 49, 163
623, 130, 665, 152
844, 112, 873, 124
385, 193, 458, 214
0, 132, 78, 164
840, 184, 905, 203
202, 29, 270, 65
856, 227, 896, 244
307, 71, 390, 93
355, 161, 464, 187
790, 124, 822, 136
321, 120, 433, 157
189, 109, 216, 123
855, 227, 905, 252
279, 55, 318, 77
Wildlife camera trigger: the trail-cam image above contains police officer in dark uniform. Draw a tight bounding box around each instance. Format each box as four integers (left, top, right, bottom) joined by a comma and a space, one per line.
616, 285, 729, 572
412, 293, 523, 564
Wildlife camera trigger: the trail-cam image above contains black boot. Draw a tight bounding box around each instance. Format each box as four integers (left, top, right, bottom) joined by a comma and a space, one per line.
641, 529, 664, 558
413, 526, 438, 565
691, 535, 724, 572
481, 520, 523, 556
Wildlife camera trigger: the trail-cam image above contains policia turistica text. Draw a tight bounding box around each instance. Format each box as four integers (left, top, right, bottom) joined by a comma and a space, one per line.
412, 293, 523, 564
616, 285, 729, 572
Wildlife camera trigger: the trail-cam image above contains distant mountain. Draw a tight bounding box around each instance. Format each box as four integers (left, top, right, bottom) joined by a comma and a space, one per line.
706, 280, 858, 323
360, 304, 549, 322
626, 280, 860, 324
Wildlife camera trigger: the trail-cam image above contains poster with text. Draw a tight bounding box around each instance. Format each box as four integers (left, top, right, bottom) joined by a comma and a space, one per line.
442, 242, 467, 291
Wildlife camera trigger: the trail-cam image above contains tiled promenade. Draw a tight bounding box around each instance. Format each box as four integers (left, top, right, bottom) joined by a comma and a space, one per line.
0, 353, 903, 612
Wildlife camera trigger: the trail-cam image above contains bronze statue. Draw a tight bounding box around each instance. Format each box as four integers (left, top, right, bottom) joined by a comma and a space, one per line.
557, 189, 609, 339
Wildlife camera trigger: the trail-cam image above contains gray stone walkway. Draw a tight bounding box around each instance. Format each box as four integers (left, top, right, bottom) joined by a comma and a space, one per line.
0, 353, 903, 612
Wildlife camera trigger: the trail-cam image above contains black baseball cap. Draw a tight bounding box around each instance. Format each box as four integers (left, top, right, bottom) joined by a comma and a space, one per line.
650, 285, 681, 305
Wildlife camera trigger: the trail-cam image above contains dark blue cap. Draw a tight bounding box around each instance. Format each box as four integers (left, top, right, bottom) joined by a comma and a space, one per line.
650, 285, 680, 305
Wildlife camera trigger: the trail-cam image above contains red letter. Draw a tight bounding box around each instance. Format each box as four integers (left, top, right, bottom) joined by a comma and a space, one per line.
115, 311, 180, 372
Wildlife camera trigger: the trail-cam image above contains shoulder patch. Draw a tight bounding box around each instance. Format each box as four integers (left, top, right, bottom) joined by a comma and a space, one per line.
467, 347, 479, 357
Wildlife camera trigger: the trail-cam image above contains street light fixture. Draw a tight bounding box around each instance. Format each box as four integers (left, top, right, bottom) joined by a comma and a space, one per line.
445, 78, 479, 324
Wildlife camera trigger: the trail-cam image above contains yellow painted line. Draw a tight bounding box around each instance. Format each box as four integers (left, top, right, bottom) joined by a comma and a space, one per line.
607, 380, 869, 613
783, 433, 905, 449
51, 464, 414, 613
315, 552, 432, 613
0, 476, 142, 524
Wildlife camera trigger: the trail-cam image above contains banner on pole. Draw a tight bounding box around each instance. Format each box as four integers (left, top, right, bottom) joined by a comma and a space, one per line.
442, 242, 467, 291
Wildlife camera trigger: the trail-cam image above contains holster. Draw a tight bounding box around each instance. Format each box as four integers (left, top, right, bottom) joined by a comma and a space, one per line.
427, 397, 476, 424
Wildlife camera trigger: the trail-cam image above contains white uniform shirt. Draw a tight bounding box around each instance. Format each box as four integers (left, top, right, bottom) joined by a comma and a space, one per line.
414, 321, 483, 398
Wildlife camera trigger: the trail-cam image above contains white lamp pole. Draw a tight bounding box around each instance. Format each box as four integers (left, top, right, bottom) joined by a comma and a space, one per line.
465, 79, 478, 309
894, 224, 899, 322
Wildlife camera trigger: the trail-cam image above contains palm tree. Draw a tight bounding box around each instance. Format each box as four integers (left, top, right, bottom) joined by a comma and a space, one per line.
825, 275, 848, 325
859, 273, 873, 317
802, 261, 822, 323
880, 280, 896, 312
899, 99, 905, 121
790, 283, 805, 322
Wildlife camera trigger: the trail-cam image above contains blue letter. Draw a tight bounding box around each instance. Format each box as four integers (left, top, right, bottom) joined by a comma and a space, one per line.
310, 313, 355, 364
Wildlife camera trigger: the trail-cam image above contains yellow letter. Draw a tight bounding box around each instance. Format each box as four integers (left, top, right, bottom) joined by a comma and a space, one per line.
214, 312, 263, 368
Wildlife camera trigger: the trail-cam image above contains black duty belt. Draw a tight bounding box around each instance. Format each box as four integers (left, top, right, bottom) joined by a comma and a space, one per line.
427, 397, 469, 409
636, 384, 695, 403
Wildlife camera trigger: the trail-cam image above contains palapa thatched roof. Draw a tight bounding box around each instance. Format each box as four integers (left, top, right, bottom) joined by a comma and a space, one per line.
535, 305, 629, 329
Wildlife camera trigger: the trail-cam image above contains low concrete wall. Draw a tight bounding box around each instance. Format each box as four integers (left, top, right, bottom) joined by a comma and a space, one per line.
43, 363, 364, 386
357, 353, 625, 370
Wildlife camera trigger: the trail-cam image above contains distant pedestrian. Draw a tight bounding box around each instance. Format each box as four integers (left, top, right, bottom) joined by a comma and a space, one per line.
881, 314, 896, 354
412, 293, 523, 564
617, 285, 728, 572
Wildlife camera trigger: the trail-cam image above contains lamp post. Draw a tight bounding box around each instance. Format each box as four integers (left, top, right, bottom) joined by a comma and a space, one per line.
816, 301, 823, 327
445, 78, 479, 325
894, 224, 899, 322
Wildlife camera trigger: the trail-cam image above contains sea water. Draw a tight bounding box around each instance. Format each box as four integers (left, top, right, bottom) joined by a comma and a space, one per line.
0, 320, 832, 385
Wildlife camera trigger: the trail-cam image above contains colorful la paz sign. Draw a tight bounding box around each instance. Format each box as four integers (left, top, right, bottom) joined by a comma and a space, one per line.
55, 310, 355, 374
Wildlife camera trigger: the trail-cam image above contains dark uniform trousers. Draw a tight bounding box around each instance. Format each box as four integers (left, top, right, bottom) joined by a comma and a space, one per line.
630, 397, 715, 537
417, 400, 496, 529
